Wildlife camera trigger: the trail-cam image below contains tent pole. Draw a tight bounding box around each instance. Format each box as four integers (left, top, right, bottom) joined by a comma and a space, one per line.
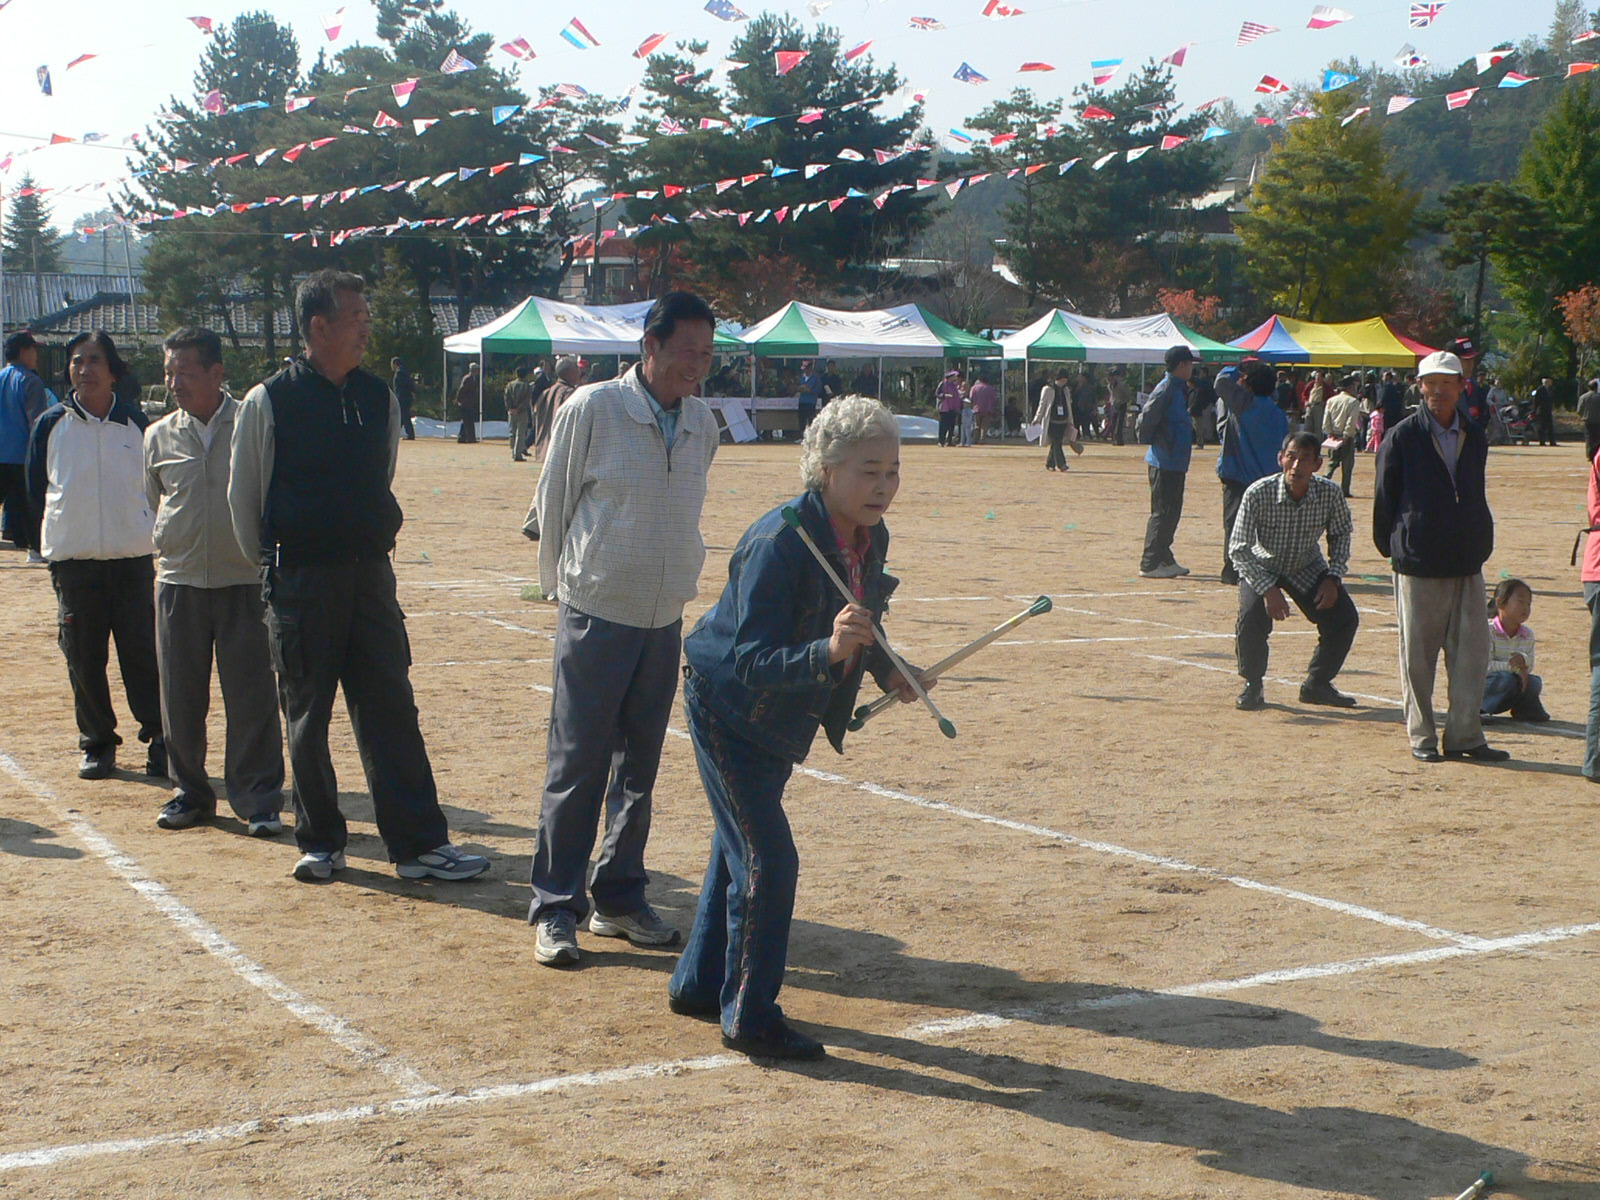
876, 356, 882, 402
1000, 355, 1007, 439
440, 346, 448, 427
479, 350, 485, 442
1023, 358, 1029, 442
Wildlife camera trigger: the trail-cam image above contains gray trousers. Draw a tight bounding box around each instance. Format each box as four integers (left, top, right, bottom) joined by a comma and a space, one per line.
156, 582, 284, 818
1394, 572, 1490, 753
509, 409, 530, 460
529, 604, 682, 922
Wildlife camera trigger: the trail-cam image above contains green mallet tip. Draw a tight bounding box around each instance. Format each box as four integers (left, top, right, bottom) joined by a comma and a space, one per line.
780, 505, 803, 528
939, 718, 957, 739
1031, 595, 1053, 614
846, 718, 865, 731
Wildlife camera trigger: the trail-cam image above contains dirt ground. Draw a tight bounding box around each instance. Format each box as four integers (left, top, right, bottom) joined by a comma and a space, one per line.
2, 431, 1599, 1200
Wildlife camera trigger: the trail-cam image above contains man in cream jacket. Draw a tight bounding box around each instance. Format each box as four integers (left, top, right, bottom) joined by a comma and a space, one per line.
144, 327, 284, 834
528, 291, 720, 966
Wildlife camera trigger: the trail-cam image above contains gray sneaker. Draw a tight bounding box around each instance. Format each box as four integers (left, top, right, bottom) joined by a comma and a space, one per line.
395, 843, 490, 880
535, 910, 581, 966
292, 850, 346, 882
246, 812, 284, 838
589, 903, 681, 947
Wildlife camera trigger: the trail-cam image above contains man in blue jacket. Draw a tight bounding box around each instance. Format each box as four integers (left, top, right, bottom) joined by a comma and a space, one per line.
0, 331, 51, 563
1215, 358, 1288, 585
1136, 345, 1197, 578
1373, 350, 1507, 763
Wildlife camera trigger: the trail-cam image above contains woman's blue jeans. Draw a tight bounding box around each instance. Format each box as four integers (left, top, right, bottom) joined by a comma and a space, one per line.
670, 689, 799, 1039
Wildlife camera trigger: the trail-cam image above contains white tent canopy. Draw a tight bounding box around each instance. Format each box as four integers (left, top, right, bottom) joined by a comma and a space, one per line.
998, 309, 1241, 364
738, 301, 999, 359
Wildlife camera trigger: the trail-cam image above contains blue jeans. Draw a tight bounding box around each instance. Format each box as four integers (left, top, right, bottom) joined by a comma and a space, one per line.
1481, 670, 1542, 717
670, 683, 798, 1039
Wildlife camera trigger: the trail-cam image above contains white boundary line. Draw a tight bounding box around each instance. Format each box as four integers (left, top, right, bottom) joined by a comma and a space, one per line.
8, 918, 1597, 1174
0, 751, 439, 1100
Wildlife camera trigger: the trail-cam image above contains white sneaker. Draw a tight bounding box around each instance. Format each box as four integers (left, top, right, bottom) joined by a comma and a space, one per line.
395, 843, 490, 880
25, 550, 46, 566
292, 850, 345, 882
534, 910, 581, 966
1139, 562, 1184, 579
589, 903, 681, 947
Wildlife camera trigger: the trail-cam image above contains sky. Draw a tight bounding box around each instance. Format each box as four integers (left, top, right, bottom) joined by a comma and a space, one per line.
0, 0, 1570, 234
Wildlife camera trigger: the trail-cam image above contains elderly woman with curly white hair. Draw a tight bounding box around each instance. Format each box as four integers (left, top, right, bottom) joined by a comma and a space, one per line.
667, 395, 929, 1062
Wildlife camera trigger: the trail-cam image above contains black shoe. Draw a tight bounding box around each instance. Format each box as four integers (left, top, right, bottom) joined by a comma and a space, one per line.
1299, 681, 1357, 708
145, 740, 168, 779
1220, 567, 1239, 586
156, 797, 213, 830
1450, 743, 1511, 762
1235, 682, 1264, 711
1514, 704, 1551, 723
722, 1021, 826, 1062
668, 993, 721, 1019
78, 748, 116, 780
1411, 748, 1444, 763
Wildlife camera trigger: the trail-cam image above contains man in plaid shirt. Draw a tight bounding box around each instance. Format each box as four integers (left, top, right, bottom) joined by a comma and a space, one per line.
1230, 431, 1361, 711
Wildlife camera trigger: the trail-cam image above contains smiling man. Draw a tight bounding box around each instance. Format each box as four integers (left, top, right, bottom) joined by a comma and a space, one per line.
528, 290, 721, 967
1229, 432, 1360, 712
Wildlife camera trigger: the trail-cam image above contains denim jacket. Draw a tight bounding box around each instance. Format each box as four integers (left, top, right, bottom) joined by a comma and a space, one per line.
684, 488, 899, 762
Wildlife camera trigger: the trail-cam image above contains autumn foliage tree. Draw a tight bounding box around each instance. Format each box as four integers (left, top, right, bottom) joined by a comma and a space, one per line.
1558, 284, 1600, 379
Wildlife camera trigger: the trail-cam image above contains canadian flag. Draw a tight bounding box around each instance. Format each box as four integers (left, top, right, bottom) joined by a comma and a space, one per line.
983, 0, 1023, 16
373, 110, 401, 128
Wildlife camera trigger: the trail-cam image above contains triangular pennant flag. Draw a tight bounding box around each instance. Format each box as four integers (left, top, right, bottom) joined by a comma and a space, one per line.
66, 54, 96, 70
715, 178, 738, 193
413, 118, 439, 135
518, 153, 546, 164
1409, 2, 1448, 27
836, 148, 866, 161
441, 49, 477, 73
286, 95, 315, 112
805, 164, 829, 178
982, 0, 1024, 15
1395, 43, 1427, 68
1473, 51, 1509, 74
203, 89, 226, 115
1091, 151, 1117, 169
775, 50, 808, 75
560, 18, 600, 48
281, 143, 308, 163
845, 41, 872, 60
392, 79, 418, 107
1255, 74, 1289, 94
48, 133, 74, 145
953, 62, 988, 84
458, 167, 482, 181
1446, 87, 1478, 109
743, 115, 775, 130
309, 137, 337, 150
1201, 126, 1230, 141
1321, 69, 1358, 91
705, 0, 749, 20
634, 32, 669, 57
1090, 58, 1122, 85
254, 148, 278, 165
1237, 20, 1278, 45
1162, 44, 1191, 67
1340, 106, 1371, 125
321, 8, 345, 39
1568, 61, 1600, 77
1126, 145, 1152, 161
1018, 61, 1054, 72
1159, 134, 1188, 150
1080, 105, 1115, 120
187, 16, 215, 33
741, 172, 764, 183
1307, 5, 1352, 29
1575, 30, 1600, 42
36, 66, 52, 96
827, 199, 846, 212
492, 104, 521, 124
500, 37, 535, 60
1387, 94, 1417, 113
1498, 72, 1537, 88
944, 178, 965, 198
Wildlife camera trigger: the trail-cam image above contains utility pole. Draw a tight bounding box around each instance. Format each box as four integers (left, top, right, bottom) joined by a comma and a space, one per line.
31, 234, 44, 320
119, 223, 138, 336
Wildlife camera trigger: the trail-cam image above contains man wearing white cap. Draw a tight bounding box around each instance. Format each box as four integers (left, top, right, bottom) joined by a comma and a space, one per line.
1373, 350, 1507, 763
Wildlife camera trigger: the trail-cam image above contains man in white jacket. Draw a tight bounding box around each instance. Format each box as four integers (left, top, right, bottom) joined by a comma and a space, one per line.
26, 331, 164, 780
528, 291, 719, 966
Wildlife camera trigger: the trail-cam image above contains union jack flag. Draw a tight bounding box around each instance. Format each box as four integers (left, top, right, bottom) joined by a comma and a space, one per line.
908, 16, 946, 30
1236, 20, 1277, 46
1408, 2, 1447, 27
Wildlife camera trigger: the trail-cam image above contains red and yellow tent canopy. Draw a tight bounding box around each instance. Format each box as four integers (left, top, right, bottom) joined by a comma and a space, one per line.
1230, 316, 1440, 368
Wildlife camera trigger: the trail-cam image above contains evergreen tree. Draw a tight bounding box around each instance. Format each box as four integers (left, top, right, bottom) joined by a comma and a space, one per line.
2, 173, 64, 274
1235, 91, 1418, 320
1423, 181, 1548, 344
967, 89, 1064, 307
366, 250, 437, 395
996, 64, 1224, 313
1497, 78, 1600, 379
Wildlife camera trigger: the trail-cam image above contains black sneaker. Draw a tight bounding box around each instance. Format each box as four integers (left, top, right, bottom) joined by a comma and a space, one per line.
1412, 748, 1444, 763
156, 798, 212, 830
78, 748, 116, 780
668, 992, 721, 1019
145, 740, 168, 780
1299, 681, 1357, 708
1449, 744, 1511, 762
722, 1021, 826, 1062
1235, 681, 1264, 711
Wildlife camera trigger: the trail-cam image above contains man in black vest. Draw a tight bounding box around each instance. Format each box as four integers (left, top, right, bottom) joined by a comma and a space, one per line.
229, 269, 490, 883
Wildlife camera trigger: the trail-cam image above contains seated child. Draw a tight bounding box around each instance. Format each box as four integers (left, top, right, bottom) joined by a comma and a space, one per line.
1482, 577, 1549, 721
668, 396, 927, 1062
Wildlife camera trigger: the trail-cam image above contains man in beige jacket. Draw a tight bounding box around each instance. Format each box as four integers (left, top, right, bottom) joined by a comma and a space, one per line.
145, 327, 284, 833
1322, 376, 1363, 498
528, 292, 720, 966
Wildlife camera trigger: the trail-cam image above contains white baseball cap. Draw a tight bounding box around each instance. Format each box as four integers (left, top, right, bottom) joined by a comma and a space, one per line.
1417, 351, 1463, 378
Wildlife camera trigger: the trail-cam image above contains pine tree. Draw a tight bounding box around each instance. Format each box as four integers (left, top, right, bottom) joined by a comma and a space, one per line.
2, 174, 64, 274
366, 251, 437, 398
1235, 91, 1418, 320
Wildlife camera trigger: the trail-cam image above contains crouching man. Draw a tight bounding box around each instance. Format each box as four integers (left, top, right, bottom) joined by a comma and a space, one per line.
1231, 432, 1360, 711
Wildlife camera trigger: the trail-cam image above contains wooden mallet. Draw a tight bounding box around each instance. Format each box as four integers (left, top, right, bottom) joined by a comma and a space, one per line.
849, 595, 1053, 730
779, 506, 956, 739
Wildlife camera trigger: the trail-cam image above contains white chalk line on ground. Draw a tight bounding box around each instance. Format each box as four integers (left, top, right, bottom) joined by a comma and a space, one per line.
9, 918, 1598, 1174
0, 751, 440, 1100
413, 657, 551, 668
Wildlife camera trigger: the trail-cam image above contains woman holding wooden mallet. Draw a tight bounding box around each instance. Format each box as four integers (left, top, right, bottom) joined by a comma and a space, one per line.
668, 396, 930, 1061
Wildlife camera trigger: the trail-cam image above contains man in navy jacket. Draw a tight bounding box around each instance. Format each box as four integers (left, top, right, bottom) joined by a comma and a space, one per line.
1373, 350, 1506, 763
1136, 345, 1197, 578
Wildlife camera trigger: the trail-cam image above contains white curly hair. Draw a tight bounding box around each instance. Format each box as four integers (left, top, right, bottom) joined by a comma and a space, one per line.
799, 395, 900, 491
